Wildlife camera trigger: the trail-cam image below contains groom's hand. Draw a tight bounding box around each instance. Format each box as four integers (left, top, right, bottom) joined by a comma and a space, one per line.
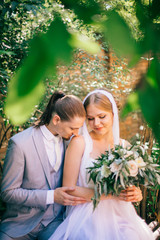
54, 187, 86, 206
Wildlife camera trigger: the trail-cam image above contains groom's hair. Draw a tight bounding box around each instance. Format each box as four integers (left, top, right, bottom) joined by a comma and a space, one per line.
35, 91, 85, 127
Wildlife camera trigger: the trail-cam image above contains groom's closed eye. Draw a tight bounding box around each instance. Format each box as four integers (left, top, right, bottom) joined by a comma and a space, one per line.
87, 118, 94, 121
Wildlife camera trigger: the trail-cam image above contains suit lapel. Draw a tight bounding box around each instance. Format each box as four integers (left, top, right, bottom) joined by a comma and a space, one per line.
32, 127, 52, 189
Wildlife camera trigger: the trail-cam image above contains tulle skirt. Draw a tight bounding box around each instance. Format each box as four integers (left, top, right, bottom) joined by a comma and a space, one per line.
49, 199, 154, 240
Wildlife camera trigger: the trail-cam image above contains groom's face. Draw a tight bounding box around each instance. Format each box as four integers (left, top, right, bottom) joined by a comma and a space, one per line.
55, 116, 85, 140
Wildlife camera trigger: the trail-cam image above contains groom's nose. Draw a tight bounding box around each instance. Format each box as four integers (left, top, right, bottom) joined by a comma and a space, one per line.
72, 129, 79, 136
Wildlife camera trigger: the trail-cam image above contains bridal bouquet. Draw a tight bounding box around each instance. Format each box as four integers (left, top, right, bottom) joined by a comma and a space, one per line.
87, 143, 160, 209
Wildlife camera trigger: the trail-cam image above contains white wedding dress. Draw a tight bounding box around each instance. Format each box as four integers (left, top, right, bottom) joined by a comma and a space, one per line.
49, 133, 154, 240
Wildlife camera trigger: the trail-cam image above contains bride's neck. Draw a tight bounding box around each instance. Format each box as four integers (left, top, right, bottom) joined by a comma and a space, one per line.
90, 131, 114, 149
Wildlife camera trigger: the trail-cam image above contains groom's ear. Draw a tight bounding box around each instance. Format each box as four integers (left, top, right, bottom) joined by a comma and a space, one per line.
52, 114, 61, 125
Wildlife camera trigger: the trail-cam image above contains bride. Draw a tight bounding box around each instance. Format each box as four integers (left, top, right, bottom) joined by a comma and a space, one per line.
49, 89, 154, 240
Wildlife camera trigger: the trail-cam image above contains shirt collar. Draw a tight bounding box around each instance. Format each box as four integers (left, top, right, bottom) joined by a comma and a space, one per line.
40, 125, 62, 142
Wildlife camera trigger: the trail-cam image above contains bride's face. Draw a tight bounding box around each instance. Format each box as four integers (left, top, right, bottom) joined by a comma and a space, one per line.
86, 104, 113, 136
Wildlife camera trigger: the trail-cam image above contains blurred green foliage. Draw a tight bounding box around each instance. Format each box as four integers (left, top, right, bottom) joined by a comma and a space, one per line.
1, 0, 160, 144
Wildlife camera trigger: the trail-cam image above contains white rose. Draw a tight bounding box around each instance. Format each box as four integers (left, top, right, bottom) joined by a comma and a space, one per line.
101, 165, 111, 178
128, 160, 138, 177
135, 157, 146, 170
110, 162, 121, 173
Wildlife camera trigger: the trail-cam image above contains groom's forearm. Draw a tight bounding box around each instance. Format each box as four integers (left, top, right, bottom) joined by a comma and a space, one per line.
1, 188, 48, 210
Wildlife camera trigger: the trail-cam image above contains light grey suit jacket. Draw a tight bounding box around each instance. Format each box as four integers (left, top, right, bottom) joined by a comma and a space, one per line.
0, 126, 65, 238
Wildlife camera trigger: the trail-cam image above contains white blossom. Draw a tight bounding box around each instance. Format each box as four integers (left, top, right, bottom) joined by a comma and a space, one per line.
101, 165, 111, 178
135, 157, 146, 170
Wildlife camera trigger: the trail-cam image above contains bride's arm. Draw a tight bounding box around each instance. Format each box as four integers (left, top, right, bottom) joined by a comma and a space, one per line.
62, 135, 95, 202
63, 136, 142, 203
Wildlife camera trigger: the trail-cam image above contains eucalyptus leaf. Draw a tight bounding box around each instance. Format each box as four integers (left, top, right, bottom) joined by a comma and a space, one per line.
104, 181, 108, 196
120, 173, 125, 189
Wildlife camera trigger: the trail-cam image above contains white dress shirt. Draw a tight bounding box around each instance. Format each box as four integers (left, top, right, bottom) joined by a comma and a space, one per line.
40, 125, 64, 204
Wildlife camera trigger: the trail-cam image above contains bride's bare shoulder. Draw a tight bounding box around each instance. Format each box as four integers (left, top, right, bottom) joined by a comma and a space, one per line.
119, 138, 131, 148
68, 135, 85, 150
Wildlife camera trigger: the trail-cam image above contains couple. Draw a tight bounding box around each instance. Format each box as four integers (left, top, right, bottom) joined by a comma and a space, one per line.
0, 89, 154, 239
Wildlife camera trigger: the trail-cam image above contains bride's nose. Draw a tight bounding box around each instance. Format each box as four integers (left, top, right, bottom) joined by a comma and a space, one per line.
94, 117, 100, 126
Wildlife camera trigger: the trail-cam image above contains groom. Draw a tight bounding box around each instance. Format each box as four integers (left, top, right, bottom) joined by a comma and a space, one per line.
0, 91, 86, 240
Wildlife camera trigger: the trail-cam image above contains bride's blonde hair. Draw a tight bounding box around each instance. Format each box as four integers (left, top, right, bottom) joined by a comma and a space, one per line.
83, 92, 113, 113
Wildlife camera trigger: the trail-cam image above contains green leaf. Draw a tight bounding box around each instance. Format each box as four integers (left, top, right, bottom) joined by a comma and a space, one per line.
121, 92, 140, 118
120, 173, 125, 189
138, 59, 160, 143
46, 18, 72, 63
0, 50, 16, 56
69, 33, 101, 54
16, 37, 49, 97
17, 18, 72, 97
5, 80, 44, 125
146, 58, 160, 89
103, 10, 138, 58
4, 17, 73, 124
103, 181, 108, 196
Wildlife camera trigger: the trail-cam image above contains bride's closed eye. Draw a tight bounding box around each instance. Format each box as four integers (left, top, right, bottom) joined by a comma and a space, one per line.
99, 115, 106, 119
87, 115, 106, 121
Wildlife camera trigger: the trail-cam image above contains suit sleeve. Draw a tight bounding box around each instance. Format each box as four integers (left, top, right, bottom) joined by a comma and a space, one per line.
1, 139, 48, 210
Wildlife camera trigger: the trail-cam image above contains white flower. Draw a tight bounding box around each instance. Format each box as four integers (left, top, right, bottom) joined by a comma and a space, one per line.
134, 151, 139, 158
110, 161, 121, 173
128, 160, 138, 177
101, 165, 111, 178
125, 150, 134, 158
108, 153, 114, 161
139, 125, 144, 130
139, 146, 145, 155
120, 148, 126, 154
135, 157, 146, 170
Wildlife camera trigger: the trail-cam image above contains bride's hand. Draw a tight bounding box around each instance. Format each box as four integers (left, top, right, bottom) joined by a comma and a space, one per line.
118, 186, 143, 202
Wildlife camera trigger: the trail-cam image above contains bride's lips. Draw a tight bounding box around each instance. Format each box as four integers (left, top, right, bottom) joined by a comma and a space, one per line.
95, 127, 103, 131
